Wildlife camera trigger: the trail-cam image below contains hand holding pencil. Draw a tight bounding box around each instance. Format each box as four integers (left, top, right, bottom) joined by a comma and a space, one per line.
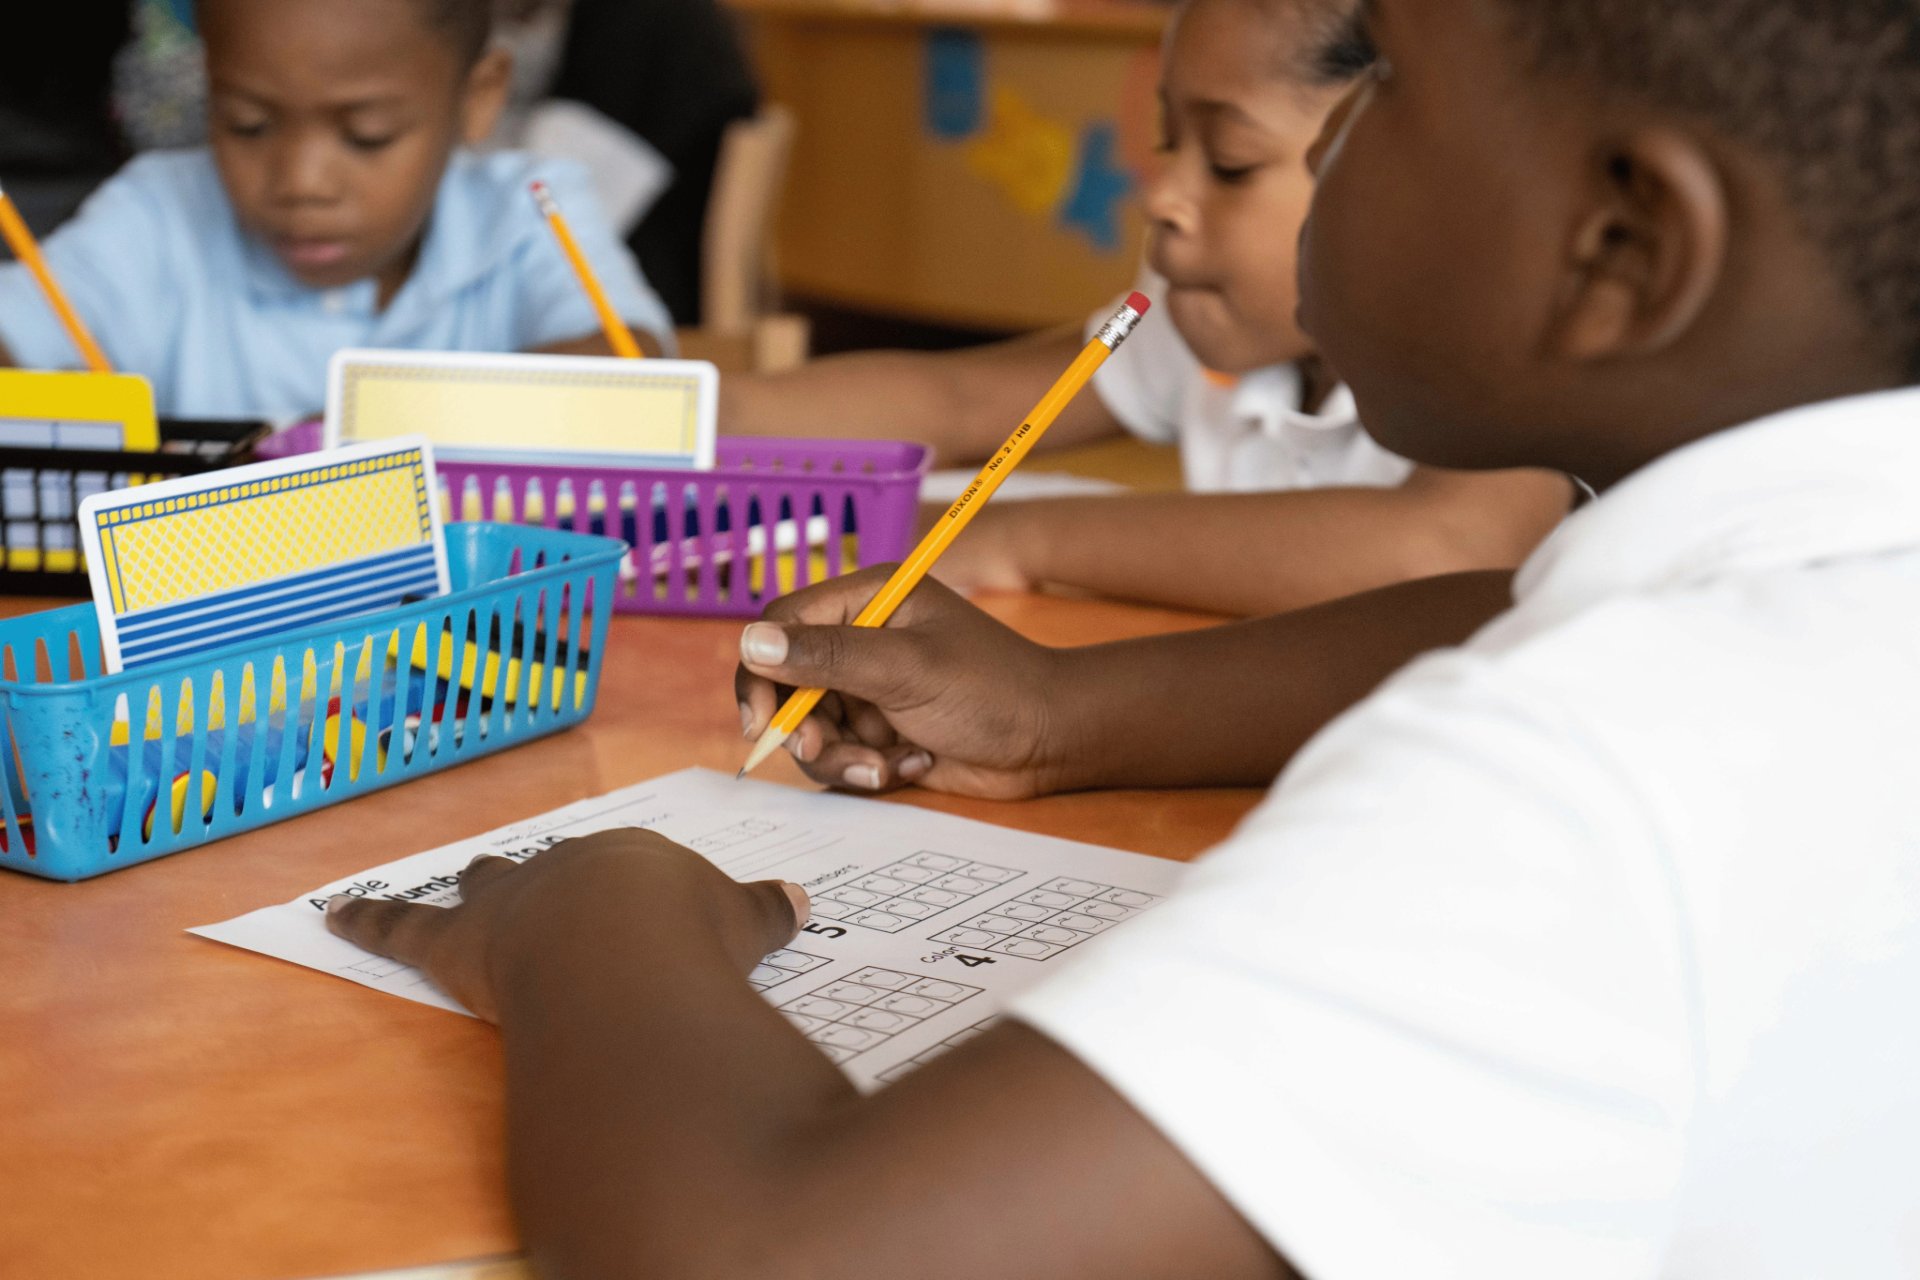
738, 292, 1151, 779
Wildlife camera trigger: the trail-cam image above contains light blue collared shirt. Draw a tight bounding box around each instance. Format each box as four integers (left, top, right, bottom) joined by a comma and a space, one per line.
0, 148, 673, 419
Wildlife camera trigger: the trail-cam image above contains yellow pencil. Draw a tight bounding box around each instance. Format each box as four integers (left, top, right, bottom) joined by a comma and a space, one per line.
739, 291, 1152, 778
530, 180, 643, 360
0, 180, 114, 373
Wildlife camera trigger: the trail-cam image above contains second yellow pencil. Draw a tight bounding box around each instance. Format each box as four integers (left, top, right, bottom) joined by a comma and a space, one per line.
0, 180, 114, 374
530, 180, 644, 360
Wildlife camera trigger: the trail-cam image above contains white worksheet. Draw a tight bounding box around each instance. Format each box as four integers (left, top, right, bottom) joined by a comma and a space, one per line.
193, 769, 1188, 1090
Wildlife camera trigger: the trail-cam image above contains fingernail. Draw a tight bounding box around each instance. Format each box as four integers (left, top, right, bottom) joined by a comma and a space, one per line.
781, 881, 810, 925
740, 623, 788, 667
739, 702, 754, 738
898, 750, 932, 782
844, 762, 882, 790
325, 894, 353, 917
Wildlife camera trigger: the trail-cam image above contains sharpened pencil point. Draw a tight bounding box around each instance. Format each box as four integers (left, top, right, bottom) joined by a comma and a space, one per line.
739, 725, 789, 779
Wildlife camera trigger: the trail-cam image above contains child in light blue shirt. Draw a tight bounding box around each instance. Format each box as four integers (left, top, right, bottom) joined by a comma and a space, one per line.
0, 0, 671, 420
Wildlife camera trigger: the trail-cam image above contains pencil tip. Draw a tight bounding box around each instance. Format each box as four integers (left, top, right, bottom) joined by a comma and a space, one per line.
739, 726, 789, 779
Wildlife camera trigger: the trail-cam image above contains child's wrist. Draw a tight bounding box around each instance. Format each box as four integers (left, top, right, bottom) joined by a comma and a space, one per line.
1028, 643, 1116, 794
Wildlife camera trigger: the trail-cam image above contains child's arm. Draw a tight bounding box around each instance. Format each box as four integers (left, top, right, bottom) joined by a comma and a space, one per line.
932, 466, 1573, 617
326, 837, 1296, 1280
720, 325, 1127, 467
734, 567, 1516, 796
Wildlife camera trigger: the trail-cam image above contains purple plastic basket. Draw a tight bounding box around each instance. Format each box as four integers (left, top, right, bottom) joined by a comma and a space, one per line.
259, 422, 931, 617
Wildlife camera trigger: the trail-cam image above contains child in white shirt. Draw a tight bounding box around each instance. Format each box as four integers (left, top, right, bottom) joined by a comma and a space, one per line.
1096, 268, 1408, 493
328, 0, 1920, 1274
722, 0, 1571, 617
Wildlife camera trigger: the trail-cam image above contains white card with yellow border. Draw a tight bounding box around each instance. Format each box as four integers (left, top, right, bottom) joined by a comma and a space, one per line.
325, 348, 717, 469
78, 437, 449, 673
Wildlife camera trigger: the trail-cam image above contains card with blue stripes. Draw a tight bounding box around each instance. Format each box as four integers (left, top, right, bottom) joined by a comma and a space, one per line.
78, 437, 449, 673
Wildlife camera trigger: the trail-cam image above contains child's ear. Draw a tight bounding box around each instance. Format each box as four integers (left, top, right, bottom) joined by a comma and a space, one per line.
1551, 129, 1730, 362
458, 46, 515, 147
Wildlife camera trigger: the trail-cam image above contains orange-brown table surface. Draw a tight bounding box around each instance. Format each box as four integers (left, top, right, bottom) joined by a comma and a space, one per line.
0, 594, 1259, 1280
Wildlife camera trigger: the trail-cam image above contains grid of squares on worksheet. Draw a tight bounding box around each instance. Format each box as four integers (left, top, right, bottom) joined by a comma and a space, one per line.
806, 852, 1023, 933
748, 948, 832, 992
930, 876, 1161, 960
875, 1015, 1001, 1084
778, 967, 983, 1064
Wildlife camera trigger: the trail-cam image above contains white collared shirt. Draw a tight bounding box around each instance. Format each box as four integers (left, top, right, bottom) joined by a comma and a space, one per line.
1011, 388, 1920, 1278
1088, 270, 1414, 492
0, 149, 673, 420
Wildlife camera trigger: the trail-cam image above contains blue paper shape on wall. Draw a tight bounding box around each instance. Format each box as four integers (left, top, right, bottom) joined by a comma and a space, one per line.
924, 28, 986, 140
1059, 123, 1134, 251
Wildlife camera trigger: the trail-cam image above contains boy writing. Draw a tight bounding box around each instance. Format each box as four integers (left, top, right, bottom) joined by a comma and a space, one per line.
724, 0, 1572, 618
0, 0, 670, 420
333, 0, 1920, 1275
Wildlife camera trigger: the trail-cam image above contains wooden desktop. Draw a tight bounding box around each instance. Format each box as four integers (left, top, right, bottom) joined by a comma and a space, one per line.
1, 589, 1257, 1280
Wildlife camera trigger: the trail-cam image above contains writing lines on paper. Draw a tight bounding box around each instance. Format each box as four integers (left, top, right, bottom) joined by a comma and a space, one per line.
876, 1015, 1001, 1084
683, 816, 849, 882
748, 948, 832, 993
344, 951, 452, 999
932, 877, 1161, 961
345, 954, 411, 981
808, 852, 1022, 933
779, 967, 983, 1065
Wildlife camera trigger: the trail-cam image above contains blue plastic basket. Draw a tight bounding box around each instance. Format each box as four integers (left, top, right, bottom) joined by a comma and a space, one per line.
0, 522, 624, 881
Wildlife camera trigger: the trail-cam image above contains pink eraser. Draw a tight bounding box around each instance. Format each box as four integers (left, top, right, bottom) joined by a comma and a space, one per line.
1126, 291, 1151, 315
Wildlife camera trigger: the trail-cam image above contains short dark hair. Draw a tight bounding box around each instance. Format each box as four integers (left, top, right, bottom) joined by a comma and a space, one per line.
1292, 0, 1373, 86
1494, 1, 1920, 376
413, 0, 493, 67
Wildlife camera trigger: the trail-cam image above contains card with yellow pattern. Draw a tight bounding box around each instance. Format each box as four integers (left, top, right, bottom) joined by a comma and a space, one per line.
78, 437, 448, 672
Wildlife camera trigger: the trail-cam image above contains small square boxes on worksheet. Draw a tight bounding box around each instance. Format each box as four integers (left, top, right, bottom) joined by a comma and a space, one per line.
875, 1016, 1001, 1084
747, 948, 832, 993
931, 877, 1162, 961
778, 967, 984, 1064
807, 852, 1023, 933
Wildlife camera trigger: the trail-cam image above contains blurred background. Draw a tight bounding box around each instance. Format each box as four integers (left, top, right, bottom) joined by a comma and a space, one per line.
0, 0, 1171, 358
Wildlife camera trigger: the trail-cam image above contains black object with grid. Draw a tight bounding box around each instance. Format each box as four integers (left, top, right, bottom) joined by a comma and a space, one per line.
0, 418, 267, 595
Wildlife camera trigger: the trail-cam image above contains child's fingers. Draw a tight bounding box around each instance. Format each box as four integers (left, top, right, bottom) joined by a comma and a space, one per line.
734, 654, 785, 738
324, 894, 446, 967
841, 694, 900, 751
712, 878, 811, 967
757, 565, 901, 629
809, 739, 935, 793
746, 878, 809, 948
737, 620, 935, 711
780, 690, 855, 764
460, 853, 517, 896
